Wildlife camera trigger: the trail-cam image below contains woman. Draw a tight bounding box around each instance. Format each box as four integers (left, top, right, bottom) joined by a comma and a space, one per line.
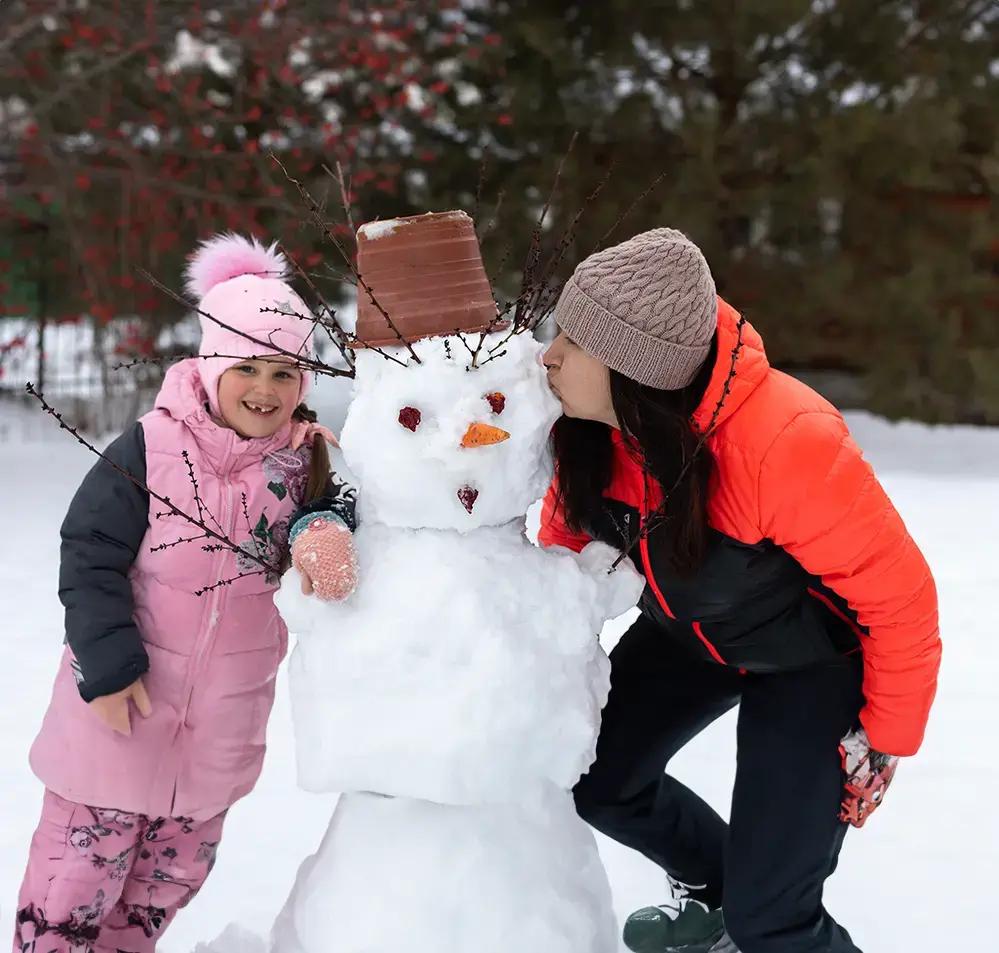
539, 228, 940, 953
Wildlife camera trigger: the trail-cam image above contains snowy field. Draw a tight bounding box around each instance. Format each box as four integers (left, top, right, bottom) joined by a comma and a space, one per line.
0, 396, 995, 951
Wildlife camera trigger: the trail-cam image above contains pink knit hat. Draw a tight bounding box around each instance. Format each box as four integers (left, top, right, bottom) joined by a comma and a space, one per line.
184, 233, 315, 416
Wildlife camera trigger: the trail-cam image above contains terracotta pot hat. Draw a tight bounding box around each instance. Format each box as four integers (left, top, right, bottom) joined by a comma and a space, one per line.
353, 210, 499, 347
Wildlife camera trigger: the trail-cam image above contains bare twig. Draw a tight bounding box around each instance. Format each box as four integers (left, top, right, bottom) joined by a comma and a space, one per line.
139, 269, 352, 379
110, 351, 333, 372
270, 154, 422, 364
594, 169, 668, 252
480, 189, 506, 241
25, 384, 280, 584
195, 569, 268, 596
324, 161, 356, 235
517, 132, 578, 313
471, 152, 490, 237
278, 243, 356, 370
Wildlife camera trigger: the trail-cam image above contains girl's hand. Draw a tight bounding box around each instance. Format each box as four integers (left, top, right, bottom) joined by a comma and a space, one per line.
292, 515, 358, 601
89, 677, 153, 736
290, 420, 339, 452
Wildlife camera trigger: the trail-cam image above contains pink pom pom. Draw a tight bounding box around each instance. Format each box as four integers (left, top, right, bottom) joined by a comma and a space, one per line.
184, 232, 289, 299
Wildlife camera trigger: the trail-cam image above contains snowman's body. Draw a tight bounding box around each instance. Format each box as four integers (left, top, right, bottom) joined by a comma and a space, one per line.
271, 332, 644, 953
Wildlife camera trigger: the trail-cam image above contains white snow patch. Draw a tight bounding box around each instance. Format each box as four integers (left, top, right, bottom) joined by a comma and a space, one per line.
356, 218, 403, 240
342, 332, 559, 532
0, 405, 995, 953
166, 30, 237, 78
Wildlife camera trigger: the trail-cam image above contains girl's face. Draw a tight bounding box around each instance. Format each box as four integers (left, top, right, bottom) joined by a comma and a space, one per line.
543, 331, 619, 428
217, 357, 302, 438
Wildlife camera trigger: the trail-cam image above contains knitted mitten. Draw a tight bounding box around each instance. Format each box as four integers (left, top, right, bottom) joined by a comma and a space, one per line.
290, 513, 358, 601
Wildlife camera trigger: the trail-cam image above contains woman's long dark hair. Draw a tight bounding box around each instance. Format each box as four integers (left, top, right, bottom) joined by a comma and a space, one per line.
550, 337, 717, 575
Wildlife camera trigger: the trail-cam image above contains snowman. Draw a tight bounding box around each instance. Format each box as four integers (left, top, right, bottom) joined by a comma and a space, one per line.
270, 211, 644, 953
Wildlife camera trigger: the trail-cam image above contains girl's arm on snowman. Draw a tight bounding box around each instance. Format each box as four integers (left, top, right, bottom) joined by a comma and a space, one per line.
60, 422, 151, 702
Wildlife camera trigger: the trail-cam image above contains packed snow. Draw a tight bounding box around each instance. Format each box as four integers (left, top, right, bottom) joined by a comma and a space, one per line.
341, 333, 560, 530
266, 790, 617, 953
278, 524, 639, 807
0, 393, 995, 951
263, 331, 640, 952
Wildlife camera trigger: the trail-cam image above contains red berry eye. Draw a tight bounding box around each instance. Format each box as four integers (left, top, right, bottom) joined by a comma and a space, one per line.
398, 407, 422, 431
485, 392, 506, 415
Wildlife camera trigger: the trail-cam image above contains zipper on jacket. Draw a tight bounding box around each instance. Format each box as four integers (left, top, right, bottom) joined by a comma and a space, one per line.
179, 481, 234, 726
170, 470, 235, 815
691, 621, 726, 665
638, 475, 724, 666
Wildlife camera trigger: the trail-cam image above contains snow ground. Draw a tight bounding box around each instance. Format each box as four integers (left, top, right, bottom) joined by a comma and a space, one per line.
0, 398, 994, 951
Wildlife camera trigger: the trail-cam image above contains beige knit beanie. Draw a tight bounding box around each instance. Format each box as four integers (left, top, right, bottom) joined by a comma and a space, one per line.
553, 228, 717, 390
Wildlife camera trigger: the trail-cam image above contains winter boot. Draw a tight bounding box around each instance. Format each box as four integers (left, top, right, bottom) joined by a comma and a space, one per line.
622, 900, 725, 953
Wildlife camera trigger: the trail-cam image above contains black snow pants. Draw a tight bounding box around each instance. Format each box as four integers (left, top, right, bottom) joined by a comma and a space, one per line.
574, 613, 865, 953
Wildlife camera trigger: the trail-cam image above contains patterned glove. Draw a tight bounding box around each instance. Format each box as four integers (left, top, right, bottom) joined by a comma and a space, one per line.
839, 727, 899, 828
290, 513, 358, 601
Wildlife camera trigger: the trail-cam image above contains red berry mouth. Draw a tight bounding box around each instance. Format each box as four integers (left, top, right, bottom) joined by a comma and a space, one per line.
457, 485, 479, 513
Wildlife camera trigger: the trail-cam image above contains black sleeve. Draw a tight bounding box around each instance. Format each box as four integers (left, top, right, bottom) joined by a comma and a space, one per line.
59, 421, 151, 702
290, 470, 358, 534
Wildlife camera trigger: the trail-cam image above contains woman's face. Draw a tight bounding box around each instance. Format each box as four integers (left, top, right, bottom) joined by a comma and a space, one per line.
543, 331, 619, 428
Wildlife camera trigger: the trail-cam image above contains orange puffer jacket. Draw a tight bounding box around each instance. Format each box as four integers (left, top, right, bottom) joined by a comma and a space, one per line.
540, 299, 941, 757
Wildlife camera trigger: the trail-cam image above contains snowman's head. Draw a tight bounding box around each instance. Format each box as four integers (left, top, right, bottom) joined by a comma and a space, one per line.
340, 332, 561, 530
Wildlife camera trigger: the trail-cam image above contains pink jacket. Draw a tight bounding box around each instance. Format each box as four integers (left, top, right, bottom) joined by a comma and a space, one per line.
31, 360, 311, 820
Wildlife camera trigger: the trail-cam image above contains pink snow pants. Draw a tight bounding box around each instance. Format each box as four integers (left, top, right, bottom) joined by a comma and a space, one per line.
13, 790, 226, 953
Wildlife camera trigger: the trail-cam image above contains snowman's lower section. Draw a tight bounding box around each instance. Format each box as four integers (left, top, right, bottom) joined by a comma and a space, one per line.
270, 789, 618, 953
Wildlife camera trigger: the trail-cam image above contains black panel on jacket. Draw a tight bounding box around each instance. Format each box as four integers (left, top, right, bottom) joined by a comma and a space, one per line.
59, 422, 151, 701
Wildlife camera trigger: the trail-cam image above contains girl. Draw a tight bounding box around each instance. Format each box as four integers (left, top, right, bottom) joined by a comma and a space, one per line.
539, 228, 940, 953
14, 235, 356, 953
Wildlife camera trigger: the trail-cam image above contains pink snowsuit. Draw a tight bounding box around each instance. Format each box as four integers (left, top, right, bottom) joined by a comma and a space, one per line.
17, 360, 323, 952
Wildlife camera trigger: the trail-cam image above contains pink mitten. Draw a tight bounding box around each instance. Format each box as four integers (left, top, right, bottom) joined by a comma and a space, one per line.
290, 514, 358, 601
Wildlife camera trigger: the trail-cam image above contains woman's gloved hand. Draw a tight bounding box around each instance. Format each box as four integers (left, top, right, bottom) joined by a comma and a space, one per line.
839, 727, 900, 828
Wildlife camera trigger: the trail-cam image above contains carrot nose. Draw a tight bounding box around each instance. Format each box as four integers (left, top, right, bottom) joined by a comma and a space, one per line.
460, 422, 511, 448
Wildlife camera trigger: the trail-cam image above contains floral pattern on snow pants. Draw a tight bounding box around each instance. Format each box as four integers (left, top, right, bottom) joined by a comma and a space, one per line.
13, 790, 226, 953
